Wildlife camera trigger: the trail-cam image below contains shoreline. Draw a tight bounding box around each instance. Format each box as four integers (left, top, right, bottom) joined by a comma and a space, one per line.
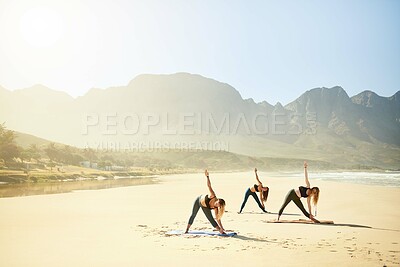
0, 170, 398, 198
0, 176, 158, 198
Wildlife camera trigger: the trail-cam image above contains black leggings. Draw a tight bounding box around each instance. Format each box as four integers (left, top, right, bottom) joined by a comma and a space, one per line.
278, 189, 310, 218
239, 188, 266, 213
187, 196, 218, 228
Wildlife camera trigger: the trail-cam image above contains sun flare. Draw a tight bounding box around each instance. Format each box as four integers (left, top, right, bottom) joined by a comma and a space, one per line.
19, 7, 64, 48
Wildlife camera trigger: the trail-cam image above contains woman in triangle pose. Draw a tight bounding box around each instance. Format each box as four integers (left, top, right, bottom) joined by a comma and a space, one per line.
278, 161, 320, 223
238, 168, 269, 213
185, 170, 226, 234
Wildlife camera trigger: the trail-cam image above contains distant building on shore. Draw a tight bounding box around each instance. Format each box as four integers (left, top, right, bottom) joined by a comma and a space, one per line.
79, 161, 98, 169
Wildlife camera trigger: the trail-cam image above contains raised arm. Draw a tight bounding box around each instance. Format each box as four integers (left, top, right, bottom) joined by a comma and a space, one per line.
254, 168, 262, 185
205, 170, 216, 197
304, 161, 310, 188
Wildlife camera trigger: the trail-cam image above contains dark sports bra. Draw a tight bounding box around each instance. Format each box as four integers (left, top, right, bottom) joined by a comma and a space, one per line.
204, 194, 216, 209
299, 186, 310, 198
254, 184, 260, 192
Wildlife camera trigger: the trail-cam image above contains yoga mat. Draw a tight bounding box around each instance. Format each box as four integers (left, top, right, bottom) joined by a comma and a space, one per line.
166, 230, 237, 237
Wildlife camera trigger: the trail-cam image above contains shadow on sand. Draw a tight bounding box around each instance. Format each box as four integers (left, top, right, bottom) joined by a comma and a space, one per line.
268, 212, 300, 216
237, 211, 301, 216
320, 223, 400, 232
233, 234, 280, 243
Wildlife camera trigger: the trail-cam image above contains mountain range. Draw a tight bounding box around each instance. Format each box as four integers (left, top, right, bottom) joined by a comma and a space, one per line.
1, 73, 399, 169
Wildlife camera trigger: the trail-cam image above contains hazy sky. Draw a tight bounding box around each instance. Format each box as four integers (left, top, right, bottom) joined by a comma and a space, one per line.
0, 0, 399, 104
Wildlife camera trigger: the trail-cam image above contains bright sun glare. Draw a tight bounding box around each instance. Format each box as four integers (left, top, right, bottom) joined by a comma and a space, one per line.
19, 7, 64, 48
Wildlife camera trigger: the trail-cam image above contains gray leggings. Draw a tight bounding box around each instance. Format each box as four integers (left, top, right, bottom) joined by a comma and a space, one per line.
278, 189, 310, 218
188, 196, 218, 228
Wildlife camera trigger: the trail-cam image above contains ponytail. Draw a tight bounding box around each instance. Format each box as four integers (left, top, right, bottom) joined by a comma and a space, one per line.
216, 198, 226, 220
312, 187, 320, 206
261, 187, 269, 203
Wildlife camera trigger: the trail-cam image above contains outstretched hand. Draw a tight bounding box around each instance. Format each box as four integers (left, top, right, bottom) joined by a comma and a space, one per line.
218, 228, 226, 235
254, 168, 257, 173
205, 169, 209, 177
304, 161, 308, 168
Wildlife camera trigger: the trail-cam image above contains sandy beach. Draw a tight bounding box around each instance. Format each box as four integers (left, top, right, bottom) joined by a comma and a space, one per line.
0, 172, 399, 266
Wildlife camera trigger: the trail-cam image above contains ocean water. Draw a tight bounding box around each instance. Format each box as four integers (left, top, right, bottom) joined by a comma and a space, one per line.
276, 171, 400, 187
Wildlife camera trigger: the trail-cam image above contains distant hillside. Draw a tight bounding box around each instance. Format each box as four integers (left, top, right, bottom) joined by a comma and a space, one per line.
1, 73, 399, 169
11, 130, 340, 171
13, 131, 57, 148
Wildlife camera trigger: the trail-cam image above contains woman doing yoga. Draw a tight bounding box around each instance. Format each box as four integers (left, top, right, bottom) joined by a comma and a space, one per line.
238, 168, 269, 213
278, 161, 320, 223
185, 170, 226, 234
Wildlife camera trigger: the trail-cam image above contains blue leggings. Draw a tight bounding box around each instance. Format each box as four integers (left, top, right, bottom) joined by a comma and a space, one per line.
239, 188, 266, 213
187, 196, 218, 228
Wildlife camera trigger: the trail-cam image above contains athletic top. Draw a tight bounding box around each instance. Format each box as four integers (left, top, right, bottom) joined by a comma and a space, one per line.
205, 194, 216, 209
254, 184, 259, 192
299, 186, 310, 198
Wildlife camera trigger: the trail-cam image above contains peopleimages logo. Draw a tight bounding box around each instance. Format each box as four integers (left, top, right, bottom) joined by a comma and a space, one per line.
81, 111, 317, 136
